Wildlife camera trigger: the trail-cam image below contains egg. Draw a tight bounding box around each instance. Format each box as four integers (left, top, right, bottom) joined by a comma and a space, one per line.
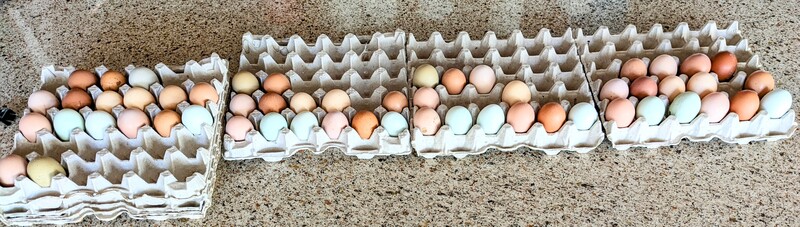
158, 85, 188, 110
669, 92, 701, 123
605, 98, 635, 128
290, 92, 317, 112
260, 113, 288, 141
445, 106, 473, 135
680, 53, 712, 76
181, 105, 213, 135
67, 69, 97, 90
232, 71, 260, 94
700, 92, 730, 123
413, 107, 441, 136
630, 77, 657, 99
636, 96, 665, 126
321, 111, 348, 139
189, 82, 219, 107
263, 73, 291, 94
381, 112, 408, 137
123, 87, 155, 110
226, 116, 254, 141
501, 80, 531, 105
290, 111, 318, 140
27, 90, 60, 113
117, 108, 150, 139
259, 92, 287, 113
538, 102, 566, 133
649, 54, 678, 79
19, 113, 51, 143
711, 51, 738, 81
412, 64, 439, 88
760, 89, 792, 118
229, 94, 256, 116
744, 70, 775, 97
620, 58, 648, 80
568, 102, 598, 130
730, 90, 760, 121
469, 65, 496, 94
27, 156, 66, 187
321, 89, 350, 112
153, 109, 181, 137
507, 102, 535, 133
382, 91, 408, 112
94, 91, 122, 113
658, 75, 685, 101
352, 111, 379, 139
53, 109, 84, 141
413, 87, 440, 109
128, 67, 159, 88
100, 70, 126, 91
476, 104, 505, 134
599, 78, 629, 101
84, 111, 116, 140
686, 72, 717, 98
0, 154, 27, 187
441, 68, 467, 94
62, 89, 93, 110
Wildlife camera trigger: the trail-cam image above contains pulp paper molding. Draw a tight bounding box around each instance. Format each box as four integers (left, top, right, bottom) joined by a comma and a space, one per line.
0, 54, 229, 225
580, 21, 797, 150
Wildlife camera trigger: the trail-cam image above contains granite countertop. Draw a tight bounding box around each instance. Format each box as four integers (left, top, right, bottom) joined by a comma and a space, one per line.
1, 0, 799, 225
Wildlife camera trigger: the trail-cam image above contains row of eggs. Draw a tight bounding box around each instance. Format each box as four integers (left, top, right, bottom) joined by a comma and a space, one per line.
0, 154, 67, 188
226, 111, 408, 142
412, 64, 497, 94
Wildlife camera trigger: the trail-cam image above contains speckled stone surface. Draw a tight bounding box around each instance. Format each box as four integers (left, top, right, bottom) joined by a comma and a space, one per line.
1, 0, 799, 225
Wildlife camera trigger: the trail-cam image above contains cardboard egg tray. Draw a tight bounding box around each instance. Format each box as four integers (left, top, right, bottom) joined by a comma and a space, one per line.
579, 21, 798, 150
0, 55, 229, 225
408, 30, 604, 159
224, 31, 411, 161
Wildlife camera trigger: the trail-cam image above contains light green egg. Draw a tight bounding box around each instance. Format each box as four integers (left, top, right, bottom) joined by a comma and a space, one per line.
669, 92, 701, 123
53, 109, 84, 141
85, 111, 116, 140
567, 102, 598, 130
476, 104, 505, 134
27, 156, 66, 187
260, 112, 288, 141
380, 112, 407, 137
636, 96, 665, 126
182, 105, 213, 135
412, 64, 439, 88
445, 106, 473, 135
290, 111, 318, 141
760, 89, 792, 118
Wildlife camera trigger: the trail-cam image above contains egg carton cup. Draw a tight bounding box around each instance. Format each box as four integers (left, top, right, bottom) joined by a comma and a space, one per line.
407, 29, 577, 60
1, 55, 229, 225
576, 21, 743, 55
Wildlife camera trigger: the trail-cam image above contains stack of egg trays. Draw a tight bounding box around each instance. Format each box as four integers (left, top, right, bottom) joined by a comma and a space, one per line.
0, 55, 229, 225
407, 29, 604, 159
578, 21, 798, 150
224, 30, 411, 161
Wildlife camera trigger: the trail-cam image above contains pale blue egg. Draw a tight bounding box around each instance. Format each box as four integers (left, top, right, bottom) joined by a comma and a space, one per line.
53, 109, 84, 141
380, 112, 407, 137
259, 112, 288, 141
182, 105, 213, 135
476, 104, 505, 134
760, 89, 792, 118
636, 96, 665, 126
445, 106, 473, 135
290, 111, 318, 140
567, 102, 598, 130
85, 111, 116, 140
669, 92, 701, 123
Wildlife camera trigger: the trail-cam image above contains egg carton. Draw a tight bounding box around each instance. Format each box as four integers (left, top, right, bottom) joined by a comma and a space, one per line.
0, 54, 229, 225
580, 22, 797, 150
407, 29, 577, 59
576, 21, 743, 55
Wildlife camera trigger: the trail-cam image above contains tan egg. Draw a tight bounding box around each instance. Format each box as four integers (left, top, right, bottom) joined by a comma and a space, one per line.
413, 107, 441, 135
229, 94, 256, 116
352, 111, 379, 139
100, 70, 126, 91
68, 69, 97, 90
413, 87, 440, 109
507, 102, 535, 133
680, 53, 712, 76
62, 89, 93, 110
658, 75, 685, 101
537, 102, 566, 133
649, 54, 678, 80
263, 73, 292, 94
686, 72, 717, 98
321, 89, 351, 112
123, 87, 155, 110
225, 115, 254, 141
711, 51, 737, 81
153, 109, 181, 137
232, 71, 260, 94
117, 108, 150, 139
382, 91, 408, 112
501, 80, 531, 105
412, 64, 439, 88
441, 68, 467, 94
158, 85, 188, 110
27, 90, 60, 113
620, 58, 648, 80
605, 98, 635, 128
189, 82, 219, 107
730, 90, 760, 121
19, 112, 52, 143
259, 92, 287, 113
629, 77, 657, 99
290, 92, 317, 112
744, 70, 775, 97
95, 91, 123, 113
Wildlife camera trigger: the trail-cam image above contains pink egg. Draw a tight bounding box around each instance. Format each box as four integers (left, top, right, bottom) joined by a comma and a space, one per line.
599, 78, 629, 101
413, 107, 441, 135
413, 87, 440, 109
469, 65, 496, 94
321, 111, 349, 139
229, 94, 256, 117
700, 92, 730, 123
226, 116, 254, 141
605, 98, 635, 128
117, 109, 150, 139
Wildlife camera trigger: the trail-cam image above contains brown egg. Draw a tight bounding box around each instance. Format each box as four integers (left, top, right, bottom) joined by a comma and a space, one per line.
744, 71, 775, 97
537, 102, 566, 133
62, 89, 93, 110
27, 90, 60, 113
226, 115, 254, 141
507, 102, 536, 133
117, 108, 150, 139
123, 87, 155, 110
711, 51, 737, 81
649, 54, 679, 80
19, 112, 52, 143
68, 69, 97, 90
189, 82, 219, 107
686, 72, 718, 98
95, 91, 123, 113
501, 80, 532, 105
680, 53, 712, 76
321, 89, 351, 112
382, 91, 408, 112
629, 77, 657, 99
620, 58, 648, 80
441, 68, 467, 94
229, 94, 256, 116
259, 92, 287, 113
413, 87, 440, 109
100, 70, 127, 91
263, 73, 291, 94
730, 90, 760, 121
352, 111, 379, 139
0, 154, 27, 187
605, 98, 635, 127
153, 109, 181, 137
158, 85, 188, 110
290, 92, 316, 112
413, 107, 441, 135
658, 75, 685, 101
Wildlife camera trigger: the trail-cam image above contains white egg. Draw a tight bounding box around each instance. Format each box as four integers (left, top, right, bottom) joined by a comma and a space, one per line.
85, 111, 116, 140
129, 67, 159, 88
760, 89, 792, 118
